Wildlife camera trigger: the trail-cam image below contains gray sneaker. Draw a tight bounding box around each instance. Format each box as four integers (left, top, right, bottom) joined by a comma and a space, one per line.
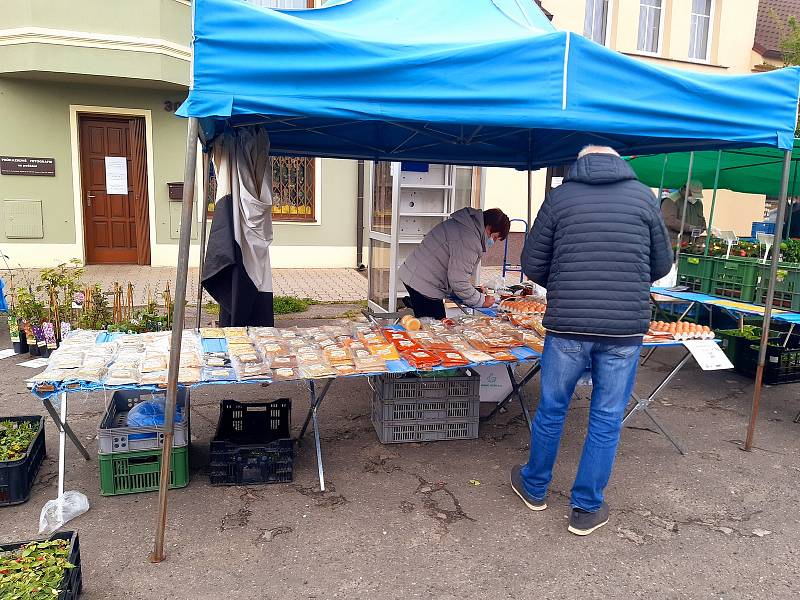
510, 465, 547, 511
568, 502, 609, 536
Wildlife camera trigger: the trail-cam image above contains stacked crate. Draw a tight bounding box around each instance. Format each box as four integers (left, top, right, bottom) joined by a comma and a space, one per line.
97, 390, 190, 496
371, 370, 480, 443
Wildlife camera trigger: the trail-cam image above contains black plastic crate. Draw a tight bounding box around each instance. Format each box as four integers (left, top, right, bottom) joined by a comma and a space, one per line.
738, 341, 800, 385
0, 415, 46, 506
209, 399, 294, 486
0, 531, 82, 600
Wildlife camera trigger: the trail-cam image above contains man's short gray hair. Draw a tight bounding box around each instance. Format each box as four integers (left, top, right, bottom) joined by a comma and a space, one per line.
578, 145, 620, 158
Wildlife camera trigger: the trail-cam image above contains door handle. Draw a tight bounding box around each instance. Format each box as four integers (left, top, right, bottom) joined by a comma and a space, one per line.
87, 193, 95, 207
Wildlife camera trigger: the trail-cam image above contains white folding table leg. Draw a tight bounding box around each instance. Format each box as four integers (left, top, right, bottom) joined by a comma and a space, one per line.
623, 352, 692, 454
58, 392, 67, 498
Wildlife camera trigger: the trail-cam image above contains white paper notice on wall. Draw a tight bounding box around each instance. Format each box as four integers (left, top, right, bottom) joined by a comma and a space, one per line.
104, 156, 128, 195
682, 339, 734, 371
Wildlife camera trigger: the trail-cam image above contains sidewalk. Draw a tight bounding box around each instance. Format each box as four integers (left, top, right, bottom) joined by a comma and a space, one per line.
8, 266, 368, 305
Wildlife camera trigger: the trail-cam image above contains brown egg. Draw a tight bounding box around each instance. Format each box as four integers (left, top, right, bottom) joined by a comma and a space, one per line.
669, 323, 677, 333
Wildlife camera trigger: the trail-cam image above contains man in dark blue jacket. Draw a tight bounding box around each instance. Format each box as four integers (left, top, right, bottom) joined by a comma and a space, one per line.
510, 146, 673, 536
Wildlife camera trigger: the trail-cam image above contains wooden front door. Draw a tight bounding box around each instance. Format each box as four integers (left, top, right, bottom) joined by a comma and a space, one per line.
79, 115, 150, 265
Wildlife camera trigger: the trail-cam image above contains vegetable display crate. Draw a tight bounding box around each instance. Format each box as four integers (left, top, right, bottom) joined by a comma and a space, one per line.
755, 263, 800, 311
98, 446, 189, 496
209, 399, 294, 486
371, 371, 480, 444
717, 328, 800, 385
717, 328, 781, 366
738, 343, 800, 385
709, 257, 760, 302
372, 369, 480, 401
676, 254, 713, 294
98, 389, 189, 454
0, 415, 46, 506
0, 531, 82, 599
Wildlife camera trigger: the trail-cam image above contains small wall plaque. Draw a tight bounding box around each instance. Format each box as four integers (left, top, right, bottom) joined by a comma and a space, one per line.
0, 156, 55, 176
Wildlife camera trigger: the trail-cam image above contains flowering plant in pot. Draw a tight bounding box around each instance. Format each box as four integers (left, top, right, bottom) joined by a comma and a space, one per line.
14, 287, 46, 357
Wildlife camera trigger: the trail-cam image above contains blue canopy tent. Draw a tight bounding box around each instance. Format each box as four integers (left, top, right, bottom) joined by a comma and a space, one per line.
151, 0, 800, 561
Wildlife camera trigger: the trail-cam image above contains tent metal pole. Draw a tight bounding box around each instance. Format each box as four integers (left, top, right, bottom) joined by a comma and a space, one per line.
195, 150, 211, 329
785, 162, 798, 238
744, 150, 792, 452
656, 154, 669, 200
673, 151, 695, 265
704, 151, 723, 258
150, 117, 199, 563
526, 169, 532, 232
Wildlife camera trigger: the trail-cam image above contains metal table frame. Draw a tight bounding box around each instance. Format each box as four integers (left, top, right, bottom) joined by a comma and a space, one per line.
622, 351, 693, 455
297, 359, 540, 491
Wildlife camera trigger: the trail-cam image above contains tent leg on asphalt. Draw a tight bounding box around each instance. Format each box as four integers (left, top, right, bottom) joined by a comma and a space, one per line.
150, 117, 200, 563
745, 149, 792, 451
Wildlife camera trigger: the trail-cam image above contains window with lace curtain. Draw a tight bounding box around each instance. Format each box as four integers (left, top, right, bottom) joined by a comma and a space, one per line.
584, 0, 611, 46
637, 0, 663, 54
689, 0, 713, 61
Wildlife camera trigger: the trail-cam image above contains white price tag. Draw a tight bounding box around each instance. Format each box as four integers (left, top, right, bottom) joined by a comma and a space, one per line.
683, 339, 733, 371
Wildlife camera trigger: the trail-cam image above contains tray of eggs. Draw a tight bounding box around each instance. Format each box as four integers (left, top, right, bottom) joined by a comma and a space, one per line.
498, 298, 547, 315
647, 321, 714, 342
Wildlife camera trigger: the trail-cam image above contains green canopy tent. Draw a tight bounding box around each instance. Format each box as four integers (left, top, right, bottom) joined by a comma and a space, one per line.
628, 140, 800, 197
627, 145, 800, 451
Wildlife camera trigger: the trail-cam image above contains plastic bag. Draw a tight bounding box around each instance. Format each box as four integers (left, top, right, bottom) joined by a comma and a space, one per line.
39, 491, 89, 535
653, 264, 677, 289
127, 398, 183, 428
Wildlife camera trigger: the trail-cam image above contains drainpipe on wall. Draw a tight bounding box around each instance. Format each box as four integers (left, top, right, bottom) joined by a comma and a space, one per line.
356, 159, 365, 270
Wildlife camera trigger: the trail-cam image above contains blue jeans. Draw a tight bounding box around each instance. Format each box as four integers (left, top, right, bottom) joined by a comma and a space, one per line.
520, 335, 641, 512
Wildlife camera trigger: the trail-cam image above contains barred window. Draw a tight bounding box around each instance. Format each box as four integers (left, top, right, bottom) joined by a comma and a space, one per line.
271, 157, 316, 222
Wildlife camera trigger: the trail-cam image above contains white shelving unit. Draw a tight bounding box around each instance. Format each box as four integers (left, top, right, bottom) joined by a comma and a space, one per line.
367, 161, 480, 313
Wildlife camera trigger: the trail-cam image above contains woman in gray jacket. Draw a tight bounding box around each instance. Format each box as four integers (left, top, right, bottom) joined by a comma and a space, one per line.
398, 207, 510, 319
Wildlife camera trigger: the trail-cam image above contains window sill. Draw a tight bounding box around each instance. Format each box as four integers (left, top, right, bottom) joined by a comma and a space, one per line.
273, 219, 321, 226
622, 51, 728, 69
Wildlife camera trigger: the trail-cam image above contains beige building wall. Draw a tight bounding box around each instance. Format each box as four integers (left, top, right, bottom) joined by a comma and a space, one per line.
0, 0, 361, 269
485, 0, 767, 241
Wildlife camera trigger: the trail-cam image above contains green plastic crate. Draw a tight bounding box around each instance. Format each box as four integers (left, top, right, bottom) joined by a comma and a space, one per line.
676, 254, 713, 293
755, 263, 800, 311
709, 257, 760, 302
99, 446, 189, 496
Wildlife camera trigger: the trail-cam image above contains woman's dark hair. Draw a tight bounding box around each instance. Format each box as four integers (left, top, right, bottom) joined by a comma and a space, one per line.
483, 208, 511, 240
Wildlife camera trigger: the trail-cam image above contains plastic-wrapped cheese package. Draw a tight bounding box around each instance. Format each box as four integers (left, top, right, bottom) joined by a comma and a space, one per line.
353, 355, 387, 374
272, 366, 301, 381
200, 327, 225, 339
237, 362, 271, 380
104, 366, 140, 386
300, 362, 337, 379
270, 355, 298, 369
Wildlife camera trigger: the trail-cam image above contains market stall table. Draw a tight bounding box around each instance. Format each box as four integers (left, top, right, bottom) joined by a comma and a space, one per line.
27, 321, 545, 494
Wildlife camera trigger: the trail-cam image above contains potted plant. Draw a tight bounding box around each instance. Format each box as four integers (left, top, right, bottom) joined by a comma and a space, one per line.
39, 260, 84, 345
6, 311, 29, 354
77, 284, 113, 331
13, 287, 46, 357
